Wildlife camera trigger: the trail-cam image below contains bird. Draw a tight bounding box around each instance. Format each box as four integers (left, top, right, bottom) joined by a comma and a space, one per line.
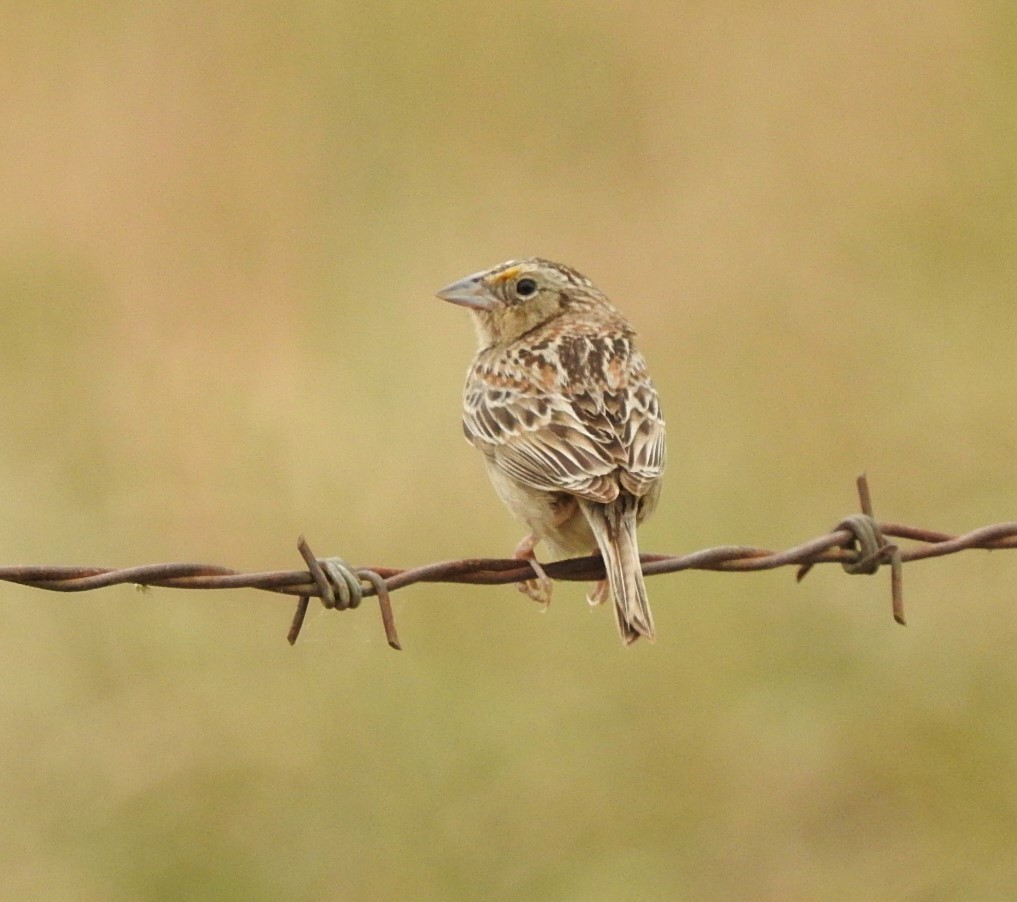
436, 258, 666, 644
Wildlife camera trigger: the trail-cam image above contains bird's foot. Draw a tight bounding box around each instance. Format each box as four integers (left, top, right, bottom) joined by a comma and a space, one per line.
586, 579, 609, 607
514, 534, 553, 609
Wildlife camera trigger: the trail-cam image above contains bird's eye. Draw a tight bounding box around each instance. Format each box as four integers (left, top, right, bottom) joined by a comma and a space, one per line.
515, 277, 538, 298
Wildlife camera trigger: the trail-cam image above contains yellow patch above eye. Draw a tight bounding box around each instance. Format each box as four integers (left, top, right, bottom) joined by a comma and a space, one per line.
490, 266, 522, 284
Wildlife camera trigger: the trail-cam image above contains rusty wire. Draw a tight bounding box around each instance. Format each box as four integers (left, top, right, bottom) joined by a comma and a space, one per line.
2, 476, 1015, 650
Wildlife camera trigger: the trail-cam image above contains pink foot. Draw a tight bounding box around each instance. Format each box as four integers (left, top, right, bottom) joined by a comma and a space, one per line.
514, 534, 553, 608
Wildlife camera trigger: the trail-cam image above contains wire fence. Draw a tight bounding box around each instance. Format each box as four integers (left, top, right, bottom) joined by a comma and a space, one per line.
2, 477, 1015, 650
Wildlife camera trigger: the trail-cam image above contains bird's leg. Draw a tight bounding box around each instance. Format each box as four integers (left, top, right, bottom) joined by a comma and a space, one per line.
514, 533, 553, 608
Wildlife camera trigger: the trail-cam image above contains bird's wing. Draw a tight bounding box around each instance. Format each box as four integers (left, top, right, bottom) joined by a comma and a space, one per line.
618, 375, 666, 497
463, 334, 665, 504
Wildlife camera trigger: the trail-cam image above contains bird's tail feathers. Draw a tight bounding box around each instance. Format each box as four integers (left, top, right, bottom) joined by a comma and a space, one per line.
582, 496, 655, 645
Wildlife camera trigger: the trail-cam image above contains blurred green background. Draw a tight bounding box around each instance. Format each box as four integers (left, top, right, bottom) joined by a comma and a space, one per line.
2, 3, 1016, 899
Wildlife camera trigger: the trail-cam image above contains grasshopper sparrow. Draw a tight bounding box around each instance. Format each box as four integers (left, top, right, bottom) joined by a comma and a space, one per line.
437, 258, 666, 644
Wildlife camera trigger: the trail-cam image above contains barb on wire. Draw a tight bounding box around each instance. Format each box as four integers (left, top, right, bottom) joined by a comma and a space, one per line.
2, 475, 1015, 650
797, 475, 905, 624
293, 536, 401, 650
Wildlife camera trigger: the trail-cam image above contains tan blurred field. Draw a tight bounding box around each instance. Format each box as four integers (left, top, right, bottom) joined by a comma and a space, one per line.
2, 3, 1016, 899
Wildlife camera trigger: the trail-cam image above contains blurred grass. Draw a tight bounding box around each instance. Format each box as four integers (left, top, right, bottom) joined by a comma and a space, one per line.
2, 2, 1017, 899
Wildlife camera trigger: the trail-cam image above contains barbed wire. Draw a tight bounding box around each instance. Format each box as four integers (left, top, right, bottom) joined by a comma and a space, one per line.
2, 476, 1015, 650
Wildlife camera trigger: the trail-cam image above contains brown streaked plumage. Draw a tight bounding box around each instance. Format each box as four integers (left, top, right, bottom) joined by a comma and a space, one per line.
437, 258, 666, 644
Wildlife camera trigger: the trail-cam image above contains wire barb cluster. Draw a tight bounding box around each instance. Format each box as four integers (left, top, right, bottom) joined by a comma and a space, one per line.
2, 476, 1015, 649
796, 475, 905, 624
292, 537, 400, 649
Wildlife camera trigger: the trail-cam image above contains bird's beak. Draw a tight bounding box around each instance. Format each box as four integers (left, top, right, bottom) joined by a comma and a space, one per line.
435, 274, 501, 312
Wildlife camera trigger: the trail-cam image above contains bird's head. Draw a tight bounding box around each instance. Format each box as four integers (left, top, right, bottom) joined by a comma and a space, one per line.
436, 258, 606, 346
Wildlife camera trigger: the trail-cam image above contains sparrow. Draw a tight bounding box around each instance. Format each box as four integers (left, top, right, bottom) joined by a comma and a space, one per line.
436, 258, 666, 644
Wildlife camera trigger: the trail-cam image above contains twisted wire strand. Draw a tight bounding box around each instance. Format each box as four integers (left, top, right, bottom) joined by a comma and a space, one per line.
2, 477, 1015, 648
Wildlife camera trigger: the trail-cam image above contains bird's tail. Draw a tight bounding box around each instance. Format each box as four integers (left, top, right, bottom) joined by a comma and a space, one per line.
581, 495, 655, 645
